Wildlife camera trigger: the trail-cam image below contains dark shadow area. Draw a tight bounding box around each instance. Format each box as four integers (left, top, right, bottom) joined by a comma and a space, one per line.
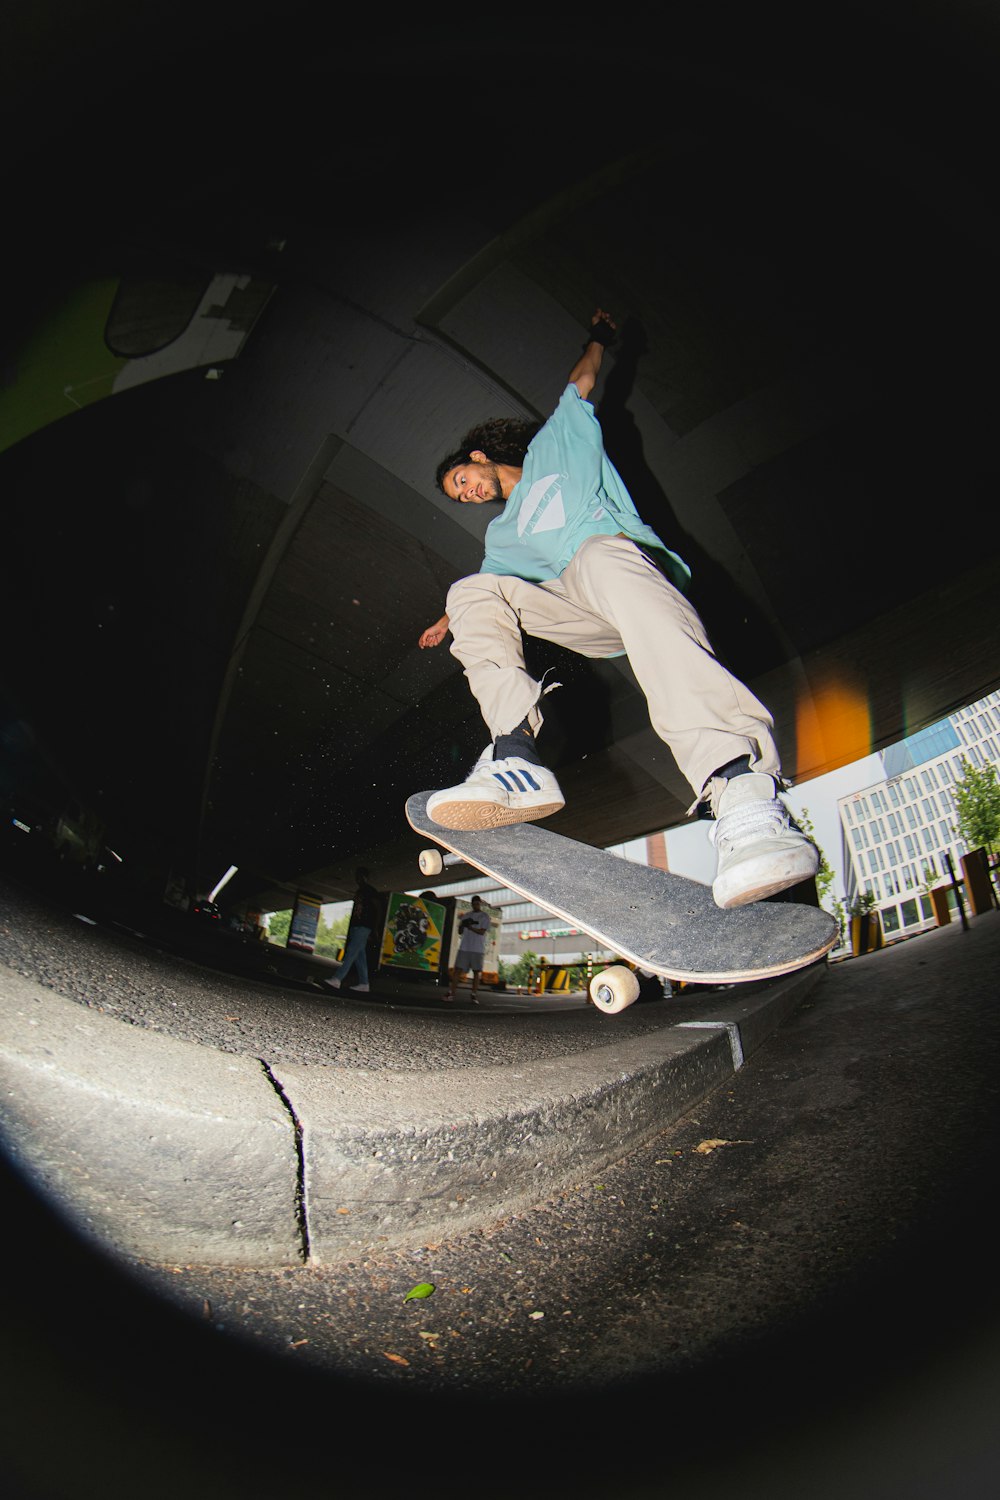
2, 979, 998, 1500
597, 315, 787, 679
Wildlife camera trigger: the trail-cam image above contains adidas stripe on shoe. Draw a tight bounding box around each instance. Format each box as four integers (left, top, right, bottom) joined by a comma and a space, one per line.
426, 748, 565, 830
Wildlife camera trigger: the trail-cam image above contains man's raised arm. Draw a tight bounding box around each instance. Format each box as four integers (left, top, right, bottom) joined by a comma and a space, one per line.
567, 308, 617, 400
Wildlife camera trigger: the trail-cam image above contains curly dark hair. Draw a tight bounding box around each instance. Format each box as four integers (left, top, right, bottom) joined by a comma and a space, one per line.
435, 417, 541, 496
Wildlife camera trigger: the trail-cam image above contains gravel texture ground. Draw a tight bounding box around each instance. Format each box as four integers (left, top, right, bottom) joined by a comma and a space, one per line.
2, 875, 999, 1499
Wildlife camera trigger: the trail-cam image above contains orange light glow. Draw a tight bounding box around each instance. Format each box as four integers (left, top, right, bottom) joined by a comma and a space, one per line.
796, 676, 872, 778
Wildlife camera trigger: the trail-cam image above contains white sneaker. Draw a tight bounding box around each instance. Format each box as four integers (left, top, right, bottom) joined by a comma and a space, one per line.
352, 983, 370, 993
710, 772, 819, 909
426, 747, 565, 830
323, 977, 341, 990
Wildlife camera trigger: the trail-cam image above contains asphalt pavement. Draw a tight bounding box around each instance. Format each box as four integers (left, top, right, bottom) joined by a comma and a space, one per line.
1, 868, 999, 1500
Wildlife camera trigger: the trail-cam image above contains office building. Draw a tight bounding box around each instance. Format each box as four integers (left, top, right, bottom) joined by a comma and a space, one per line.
837, 692, 1000, 938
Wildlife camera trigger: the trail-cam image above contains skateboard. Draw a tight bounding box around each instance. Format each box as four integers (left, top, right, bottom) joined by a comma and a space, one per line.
406, 792, 838, 1015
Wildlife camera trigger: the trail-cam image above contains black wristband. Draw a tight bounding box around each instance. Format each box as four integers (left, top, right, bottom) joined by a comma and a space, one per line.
583, 319, 617, 349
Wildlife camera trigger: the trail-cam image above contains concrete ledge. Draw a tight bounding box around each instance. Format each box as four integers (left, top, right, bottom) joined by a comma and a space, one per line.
273, 965, 827, 1262
0, 971, 301, 1266
0, 959, 828, 1268
273, 1023, 735, 1263
692, 962, 826, 1057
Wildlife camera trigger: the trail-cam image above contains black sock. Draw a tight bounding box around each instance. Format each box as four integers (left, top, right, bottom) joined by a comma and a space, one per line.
696, 754, 754, 819
715, 754, 753, 781
493, 719, 543, 766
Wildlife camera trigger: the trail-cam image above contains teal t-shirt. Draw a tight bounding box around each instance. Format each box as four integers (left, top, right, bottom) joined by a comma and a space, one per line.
480, 385, 690, 590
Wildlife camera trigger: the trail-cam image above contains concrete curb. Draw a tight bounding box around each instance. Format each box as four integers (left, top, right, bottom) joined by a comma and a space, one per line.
274, 1023, 735, 1263
0, 961, 826, 1267
0, 970, 301, 1266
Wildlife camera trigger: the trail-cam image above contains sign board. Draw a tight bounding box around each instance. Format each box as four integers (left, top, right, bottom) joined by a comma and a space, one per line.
380, 893, 447, 972
287, 891, 323, 952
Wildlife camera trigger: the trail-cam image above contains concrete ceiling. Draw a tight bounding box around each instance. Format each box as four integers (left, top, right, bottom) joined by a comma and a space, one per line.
1, 4, 998, 912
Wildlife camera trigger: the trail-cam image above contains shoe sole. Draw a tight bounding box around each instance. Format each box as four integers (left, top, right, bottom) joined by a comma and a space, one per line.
713, 848, 819, 909
427, 799, 564, 831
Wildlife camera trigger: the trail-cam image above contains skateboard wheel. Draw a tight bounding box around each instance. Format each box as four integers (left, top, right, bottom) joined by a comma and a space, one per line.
418, 848, 444, 877
589, 964, 640, 1015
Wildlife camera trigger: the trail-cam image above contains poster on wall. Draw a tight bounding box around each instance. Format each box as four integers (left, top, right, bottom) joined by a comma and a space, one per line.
380, 892, 447, 972
287, 891, 323, 952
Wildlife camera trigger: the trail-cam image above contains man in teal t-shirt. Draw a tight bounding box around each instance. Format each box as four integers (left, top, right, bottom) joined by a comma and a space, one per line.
418, 311, 816, 910
478, 381, 690, 592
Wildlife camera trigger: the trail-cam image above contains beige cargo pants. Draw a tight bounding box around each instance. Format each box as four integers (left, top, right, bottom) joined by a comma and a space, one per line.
445, 534, 782, 813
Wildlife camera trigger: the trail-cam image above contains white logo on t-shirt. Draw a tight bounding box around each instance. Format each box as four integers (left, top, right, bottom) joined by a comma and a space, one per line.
517, 474, 566, 537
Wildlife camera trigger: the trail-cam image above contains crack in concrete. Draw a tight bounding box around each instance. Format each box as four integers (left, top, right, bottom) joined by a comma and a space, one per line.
259, 1058, 311, 1263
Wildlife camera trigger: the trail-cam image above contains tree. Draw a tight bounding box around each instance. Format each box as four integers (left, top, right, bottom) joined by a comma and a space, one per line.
314, 910, 350, 957
795, 806, 835, 908
951, 757, 1000, 856
499, 951, 541, 989
264, 905, 351, 953
266, 908, 292, 945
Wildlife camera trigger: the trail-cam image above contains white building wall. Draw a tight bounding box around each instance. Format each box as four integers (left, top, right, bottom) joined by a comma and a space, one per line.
837, 691, 1000, 937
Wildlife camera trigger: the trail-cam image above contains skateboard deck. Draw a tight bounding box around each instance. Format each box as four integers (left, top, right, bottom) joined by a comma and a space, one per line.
406, 792, 838, 1009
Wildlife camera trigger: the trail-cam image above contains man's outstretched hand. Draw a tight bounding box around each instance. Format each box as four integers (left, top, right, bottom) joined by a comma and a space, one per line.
570, 308, 617, 399
418, 614, 450, 649
588, 307, 617, 346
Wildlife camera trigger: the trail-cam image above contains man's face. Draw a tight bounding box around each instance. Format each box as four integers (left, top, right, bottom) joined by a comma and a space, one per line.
442, 452, 503, 505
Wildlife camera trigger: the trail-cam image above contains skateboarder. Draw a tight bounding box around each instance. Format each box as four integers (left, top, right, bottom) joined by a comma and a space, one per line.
444, 895, 491, 1003
418, 309, 817, 910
